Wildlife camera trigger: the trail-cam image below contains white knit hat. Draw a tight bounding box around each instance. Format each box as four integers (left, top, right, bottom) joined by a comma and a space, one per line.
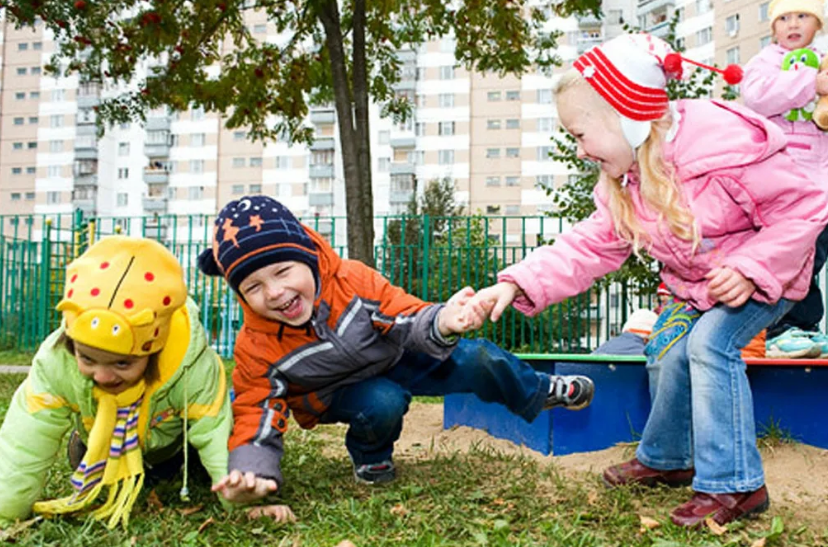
622, 309, 659, 338
573, 33, 743, 149
769, 0, 825, 28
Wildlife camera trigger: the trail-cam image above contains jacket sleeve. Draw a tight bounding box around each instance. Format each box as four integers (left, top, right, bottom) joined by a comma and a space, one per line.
497, 188, 632, 316
225, 337, 288, 489
0, 352, 73, 526
346, 260, 458, 360
179, 348, 232, 488
742, 48, 818, 118
718, 155, 828, 302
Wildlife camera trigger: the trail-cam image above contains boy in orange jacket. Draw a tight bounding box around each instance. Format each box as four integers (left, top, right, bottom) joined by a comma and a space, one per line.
198, 196, 593, 507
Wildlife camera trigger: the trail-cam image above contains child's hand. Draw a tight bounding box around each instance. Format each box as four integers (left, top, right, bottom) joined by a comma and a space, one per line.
817, 71, 828, 96
465, 282, 521, 322
438, 286, 485, 335
705, 267, 755, 308
246, 504, 296, 523
212, 470, 278, 504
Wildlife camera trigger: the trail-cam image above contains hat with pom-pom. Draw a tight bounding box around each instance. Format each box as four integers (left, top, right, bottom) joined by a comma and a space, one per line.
57, 236, 187, 356
573, 33, 743, 149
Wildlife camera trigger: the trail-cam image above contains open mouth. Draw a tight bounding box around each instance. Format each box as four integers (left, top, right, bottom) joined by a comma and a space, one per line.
273, 295, 304, 320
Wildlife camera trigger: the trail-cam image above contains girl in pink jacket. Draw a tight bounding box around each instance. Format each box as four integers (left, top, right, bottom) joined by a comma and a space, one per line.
469, 33, 828, 527
742, 0, 828, 358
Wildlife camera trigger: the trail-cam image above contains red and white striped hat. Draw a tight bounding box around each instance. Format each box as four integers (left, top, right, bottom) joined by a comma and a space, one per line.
573, 33, 743, 148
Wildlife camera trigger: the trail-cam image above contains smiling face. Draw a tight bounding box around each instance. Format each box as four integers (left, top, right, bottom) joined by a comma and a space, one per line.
238, 261, 316, 325
774, 12, 821, 50
74, 341, 150, 394
557, 81, 635, 179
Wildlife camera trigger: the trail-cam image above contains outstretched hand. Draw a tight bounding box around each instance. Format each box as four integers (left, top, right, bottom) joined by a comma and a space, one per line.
463, 282, 521, 323
706, 267, 755, 308
437, 286, 492, 335
212, 470, 278, 504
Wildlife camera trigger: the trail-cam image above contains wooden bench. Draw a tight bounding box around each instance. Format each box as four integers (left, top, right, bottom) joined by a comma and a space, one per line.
443, 354, 828, 456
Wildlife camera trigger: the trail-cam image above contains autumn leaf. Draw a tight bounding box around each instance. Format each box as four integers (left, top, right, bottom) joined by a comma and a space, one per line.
750, 538, 766, 547
705, 517, 727, 535
390, 504, 408, 517
638, 515, 660, 532
197, 517, 214, 533
178, 504, 204, 516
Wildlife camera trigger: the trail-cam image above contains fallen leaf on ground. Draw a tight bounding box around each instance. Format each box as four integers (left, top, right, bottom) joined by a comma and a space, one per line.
197, 517, 214, 533
0, 516, 43, 541
705, 517, 727, 535
390, 504, 408, 516
178, 504, 203, 516
333, 541, 356, 547
750, 538, 766, 547
146, 490, 164, 512
638, 515, 660, 532
587, 491, 599, 506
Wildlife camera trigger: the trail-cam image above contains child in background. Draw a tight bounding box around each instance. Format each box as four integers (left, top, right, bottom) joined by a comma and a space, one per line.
467, 34, 828, 526
655, 282, 674, 313
592, 309, 658, 356
0, 236, 236, 530
197, 196, 594, 508
743, 0, 828, 358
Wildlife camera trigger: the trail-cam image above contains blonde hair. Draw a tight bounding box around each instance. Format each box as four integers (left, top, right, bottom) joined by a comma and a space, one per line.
554, 70, 698, 252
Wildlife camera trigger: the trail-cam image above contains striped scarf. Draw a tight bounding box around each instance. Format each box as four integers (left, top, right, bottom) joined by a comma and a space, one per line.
33, 381, 146, 529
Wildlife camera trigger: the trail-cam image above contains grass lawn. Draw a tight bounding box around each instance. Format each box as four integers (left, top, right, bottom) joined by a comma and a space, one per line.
0, 350, 35, 367
0, 372, 825, 546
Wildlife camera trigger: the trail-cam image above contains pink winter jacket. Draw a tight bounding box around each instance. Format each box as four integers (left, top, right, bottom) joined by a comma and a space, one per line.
742, 44, 828, 176
499, 99, 828, 314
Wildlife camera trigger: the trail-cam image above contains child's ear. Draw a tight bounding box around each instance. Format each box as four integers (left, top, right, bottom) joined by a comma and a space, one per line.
197, 248, 223, 277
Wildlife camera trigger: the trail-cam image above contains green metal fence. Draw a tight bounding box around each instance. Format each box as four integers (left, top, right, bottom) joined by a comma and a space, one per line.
0, 212, 663, 358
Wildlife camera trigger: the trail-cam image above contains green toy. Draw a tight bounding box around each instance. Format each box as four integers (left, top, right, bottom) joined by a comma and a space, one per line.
781, 48, 820, 122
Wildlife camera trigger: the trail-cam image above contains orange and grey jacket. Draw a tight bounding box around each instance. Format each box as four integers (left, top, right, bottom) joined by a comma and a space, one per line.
228, 227, 457, 486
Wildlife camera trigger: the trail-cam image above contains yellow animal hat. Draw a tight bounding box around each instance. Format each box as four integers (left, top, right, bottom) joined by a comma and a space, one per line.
57, 236, 187, 356
769, 0, 825, 28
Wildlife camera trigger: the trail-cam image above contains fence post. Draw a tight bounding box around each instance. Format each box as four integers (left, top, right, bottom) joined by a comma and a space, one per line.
421, 214, 430, 300
39, 219, 53, 342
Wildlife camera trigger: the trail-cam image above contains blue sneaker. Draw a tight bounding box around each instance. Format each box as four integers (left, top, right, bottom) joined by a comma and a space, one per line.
766, 328, 821, 358
354, 459, 396, 485
805, 331, 828, 358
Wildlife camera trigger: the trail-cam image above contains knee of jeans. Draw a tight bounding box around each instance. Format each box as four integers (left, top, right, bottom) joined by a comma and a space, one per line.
686, 329, 738, 364
360, 383, 411, 429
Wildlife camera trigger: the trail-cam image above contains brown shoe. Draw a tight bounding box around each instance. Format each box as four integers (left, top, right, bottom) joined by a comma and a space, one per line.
603, 458, 694, 488
670, 486, 770, 527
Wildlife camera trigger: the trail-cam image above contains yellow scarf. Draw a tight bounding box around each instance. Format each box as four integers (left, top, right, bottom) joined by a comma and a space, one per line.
34, 381, 146, 529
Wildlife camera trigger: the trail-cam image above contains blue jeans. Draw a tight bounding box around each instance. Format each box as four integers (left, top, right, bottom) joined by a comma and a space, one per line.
319, 339, 550, 465
638, 298, 794, 493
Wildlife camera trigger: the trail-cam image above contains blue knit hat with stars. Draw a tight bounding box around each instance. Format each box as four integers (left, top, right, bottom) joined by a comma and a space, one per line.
198, 196, 320, 295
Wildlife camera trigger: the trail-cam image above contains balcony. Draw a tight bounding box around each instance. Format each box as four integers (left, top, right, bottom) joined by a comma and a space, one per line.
74, 173, 98, 186
390, 189, 414, 204
142, 196, 168, 212
576, 13, 602, 27
74, 141, 98, 160
310, 137, 335, 151
310, 109, 336, 125
577, 36, 603, 54
638, 0, 675, 14
144, 225, 169, 240
397, 49, 416, 63
644, 20, 670, 38
309, 192, 334, 207
393, 79, 416, 92
144, 142, 170, 158
146, 116, 171, 132
390, 162, 415, 176
309, 164, 334, 178
390, 136, 416, 149
73, 198, 96, 214
144, 168, 169, 184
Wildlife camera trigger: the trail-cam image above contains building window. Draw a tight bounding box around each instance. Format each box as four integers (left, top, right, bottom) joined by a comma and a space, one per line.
25, 192, 35, 200
487, 91, 502, 102
117, 193, 128, 207
725, 14, 740, 36
506, 90, 520, 101
191, 106, 205, 120
249, 157, 263, 167
253, 23, 267, 33
51, 114, 64, 128
378, 157, 390, 172
27, 142, 37, 149
26, 166, 36, 174
47, 191, 60, 204
233, 131, 246, 141
438, 121, 455, 136
30, 91, 40, 100
487, 119, 501, 130
440, 65, 455, 79
50, 140, 63, 153
13, 117, 24, 125
505, 205, 521, 215
18, 43, 28, 51
188, 186, 204, 200
726, 46, 740, 65
415, 122, 426, 136
537, 89, 552, 104
486, 148, 500, 159
410, 150, 425, 165
696, 27, 713, 45
11, 193, 21, 201
760, 35, 772, 48
29, 116, 39, 125
191, 133, 206, 147
249, 184, 262, 194
506, 119, 520, 129
190, 160, 204, 174
48, 165, 61, 177
118, 168, 129, 179
52, 89, 65, 101
438, 150, 454, 165
537, 146, 553, 161
536, 175, 554, 188
31, 67, 41, 75
232, 157, 246, 168
759, 2, 770, 21
486, 205, 501, 215
119, 142, 130, 156
695, 0, 712, 14
33, 41, 42, 50
15, 92, 25, 100
439, 93, 454, 108
16, 67, 27, 76
232, 184, 244, 194
12, 142, 23, 150
378, 130, 390, 144
12, 167, 22, 175
506, 147, 520, 158
485, 176, 501, 186
275, 156, 291, 169
505, 176, 520, 187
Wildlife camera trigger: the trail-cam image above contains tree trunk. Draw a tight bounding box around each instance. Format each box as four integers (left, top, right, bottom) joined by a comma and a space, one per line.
351, 0, 374, 266
317, 0, 374, 266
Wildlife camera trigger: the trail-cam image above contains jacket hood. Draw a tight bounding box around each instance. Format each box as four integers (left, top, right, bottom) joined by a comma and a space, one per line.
665, 99, 789, 182
239, 224, 341, 333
